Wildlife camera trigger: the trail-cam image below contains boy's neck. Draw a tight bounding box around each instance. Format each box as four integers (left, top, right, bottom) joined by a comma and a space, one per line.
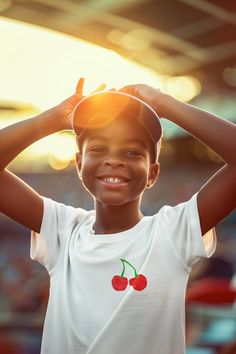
93, 201, 143, 235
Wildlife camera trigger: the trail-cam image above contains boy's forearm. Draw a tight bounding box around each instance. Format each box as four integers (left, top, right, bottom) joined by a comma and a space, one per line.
159, 95, 236, 165
0, 107, 65, 170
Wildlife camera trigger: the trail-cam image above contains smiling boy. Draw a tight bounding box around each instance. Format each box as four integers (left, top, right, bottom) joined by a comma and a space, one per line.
73, 91, 161, 234
0, 78, 235, 354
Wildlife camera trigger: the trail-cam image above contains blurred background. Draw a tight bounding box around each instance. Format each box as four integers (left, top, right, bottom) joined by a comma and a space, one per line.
0, 0, 236, 353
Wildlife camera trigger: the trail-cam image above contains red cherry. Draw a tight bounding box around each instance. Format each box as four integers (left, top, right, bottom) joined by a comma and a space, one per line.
129, 274, 147, 291
112, 275, 128, 291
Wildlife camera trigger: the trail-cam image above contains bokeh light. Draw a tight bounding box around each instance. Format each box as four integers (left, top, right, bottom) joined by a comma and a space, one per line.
164, 76, 202, 102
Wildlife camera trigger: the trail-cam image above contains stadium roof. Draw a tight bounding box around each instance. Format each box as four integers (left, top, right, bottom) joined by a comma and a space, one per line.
0, 0, 235, 147
1, 0, 235, 94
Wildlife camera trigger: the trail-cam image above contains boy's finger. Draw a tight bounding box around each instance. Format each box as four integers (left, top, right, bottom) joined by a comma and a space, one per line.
76, 78, 85, 94
92, 83, 106, 93
119, 85, 135, 94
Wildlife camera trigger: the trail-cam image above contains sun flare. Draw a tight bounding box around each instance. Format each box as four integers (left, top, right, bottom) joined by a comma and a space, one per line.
0, 16, 201, 171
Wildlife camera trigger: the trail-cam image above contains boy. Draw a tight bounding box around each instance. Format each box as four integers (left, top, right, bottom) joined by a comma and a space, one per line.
0, 78, 235, 354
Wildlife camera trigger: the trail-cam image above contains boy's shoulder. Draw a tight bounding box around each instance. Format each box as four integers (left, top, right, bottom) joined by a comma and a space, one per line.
155, 193, 198, 222
42, 196, 95, 223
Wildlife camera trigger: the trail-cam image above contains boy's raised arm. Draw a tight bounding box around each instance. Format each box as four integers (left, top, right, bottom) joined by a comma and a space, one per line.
0, 78, 97, 233
121, 84, 236, 235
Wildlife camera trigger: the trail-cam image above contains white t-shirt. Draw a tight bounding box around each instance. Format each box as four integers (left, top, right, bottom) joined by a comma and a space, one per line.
31, 193, 216, 354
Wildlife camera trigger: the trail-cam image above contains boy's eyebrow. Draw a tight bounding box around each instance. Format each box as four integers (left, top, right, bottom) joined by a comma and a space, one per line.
87, 136, 110, 142
88, 136, 148, 149
124, 139, 148, 149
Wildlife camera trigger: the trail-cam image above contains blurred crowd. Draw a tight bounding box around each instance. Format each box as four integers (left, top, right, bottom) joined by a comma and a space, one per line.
0, 250, 49, 314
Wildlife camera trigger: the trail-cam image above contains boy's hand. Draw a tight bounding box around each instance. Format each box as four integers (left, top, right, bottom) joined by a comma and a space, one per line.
120, 84, 169, 118
54, 78, 106, 130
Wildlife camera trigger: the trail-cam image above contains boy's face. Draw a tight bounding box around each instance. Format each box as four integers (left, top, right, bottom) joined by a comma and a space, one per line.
76, 115, 160, 207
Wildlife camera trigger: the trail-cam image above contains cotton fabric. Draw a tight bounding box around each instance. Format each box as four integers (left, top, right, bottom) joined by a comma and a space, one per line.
31, 193, 216, 354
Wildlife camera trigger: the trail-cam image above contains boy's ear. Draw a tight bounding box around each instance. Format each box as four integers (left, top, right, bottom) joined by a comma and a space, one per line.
75, 152, 82, 178
147, 162, 160, 189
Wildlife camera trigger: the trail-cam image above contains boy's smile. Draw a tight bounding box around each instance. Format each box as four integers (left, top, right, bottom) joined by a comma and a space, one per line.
97, 176, 129, 189
76, 115, 159, 209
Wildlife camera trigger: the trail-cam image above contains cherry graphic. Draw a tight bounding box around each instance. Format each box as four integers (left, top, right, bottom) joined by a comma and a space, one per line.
112, 259, 129, 291
111, 275, 128, 291
129, 274, 147, 291
112, 259, 148, 291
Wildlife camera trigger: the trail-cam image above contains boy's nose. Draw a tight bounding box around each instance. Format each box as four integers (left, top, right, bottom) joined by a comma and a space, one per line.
103, 157, 125, 167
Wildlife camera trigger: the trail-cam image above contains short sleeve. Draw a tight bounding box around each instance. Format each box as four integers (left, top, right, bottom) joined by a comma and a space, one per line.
160, 193, 217, 269
30, 197, 88, 272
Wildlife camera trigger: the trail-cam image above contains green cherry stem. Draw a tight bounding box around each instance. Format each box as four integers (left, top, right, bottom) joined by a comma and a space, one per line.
120, 259, 138, 277
120, 259, 126, 277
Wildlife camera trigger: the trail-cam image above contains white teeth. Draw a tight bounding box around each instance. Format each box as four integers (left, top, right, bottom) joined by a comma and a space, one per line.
103, 177, 124, 184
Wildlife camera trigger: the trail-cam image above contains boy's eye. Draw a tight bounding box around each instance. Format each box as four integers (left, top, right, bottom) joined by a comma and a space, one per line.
90, 146, 105, 152
126, 150, 142, 157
